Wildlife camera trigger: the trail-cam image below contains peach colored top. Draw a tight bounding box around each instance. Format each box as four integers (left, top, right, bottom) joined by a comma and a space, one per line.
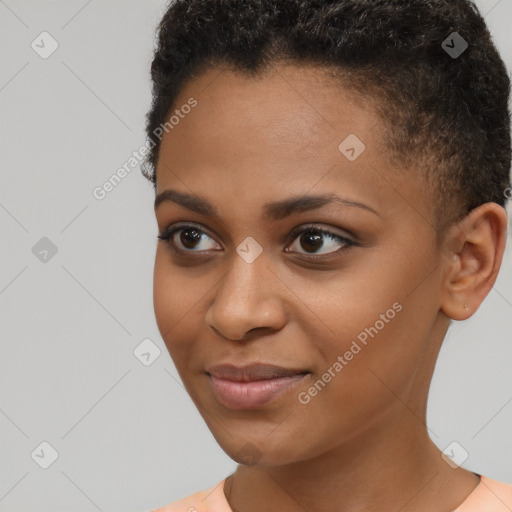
149, 474, 512, 512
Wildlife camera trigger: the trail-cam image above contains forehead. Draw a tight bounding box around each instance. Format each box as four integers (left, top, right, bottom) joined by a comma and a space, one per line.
155, 63, 425, 224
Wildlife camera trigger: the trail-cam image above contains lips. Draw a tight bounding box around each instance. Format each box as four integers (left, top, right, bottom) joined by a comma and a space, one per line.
207, 363, 308, 381
206, 363, 310, 409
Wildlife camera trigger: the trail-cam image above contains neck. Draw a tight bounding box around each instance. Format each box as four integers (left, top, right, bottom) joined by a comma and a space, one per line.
225, 408, 479, 512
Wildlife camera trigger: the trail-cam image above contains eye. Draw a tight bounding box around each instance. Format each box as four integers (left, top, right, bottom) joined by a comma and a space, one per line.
157, 224, 220, 253
157, 223, 355, 258
286, 225, 354, 257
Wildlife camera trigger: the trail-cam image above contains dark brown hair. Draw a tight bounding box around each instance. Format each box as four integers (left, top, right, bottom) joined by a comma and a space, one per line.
142, 0, 511, 238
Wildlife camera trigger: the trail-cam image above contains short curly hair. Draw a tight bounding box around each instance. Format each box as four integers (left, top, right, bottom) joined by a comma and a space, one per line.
142, 0, 511, 239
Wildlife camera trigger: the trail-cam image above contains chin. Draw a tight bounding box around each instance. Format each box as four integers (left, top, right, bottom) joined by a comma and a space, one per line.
212, 431, 307, 467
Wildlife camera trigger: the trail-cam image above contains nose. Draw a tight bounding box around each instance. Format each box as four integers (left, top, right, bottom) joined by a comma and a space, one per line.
204, 250, 288, 341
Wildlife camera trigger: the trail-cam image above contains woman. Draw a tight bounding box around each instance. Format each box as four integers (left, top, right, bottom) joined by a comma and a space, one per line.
143, 0, 512, 510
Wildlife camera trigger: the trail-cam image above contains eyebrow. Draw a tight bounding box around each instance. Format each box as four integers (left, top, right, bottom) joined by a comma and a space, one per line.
154, 189, 380, 220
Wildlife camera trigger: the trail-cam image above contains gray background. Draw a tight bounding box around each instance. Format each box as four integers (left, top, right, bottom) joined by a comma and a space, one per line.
0, 1, 511, 511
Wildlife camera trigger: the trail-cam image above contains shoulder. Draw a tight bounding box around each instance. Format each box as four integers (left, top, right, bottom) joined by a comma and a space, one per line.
455, 475, 512, 511
479, 476, 512, 505
147, 478, 230, 512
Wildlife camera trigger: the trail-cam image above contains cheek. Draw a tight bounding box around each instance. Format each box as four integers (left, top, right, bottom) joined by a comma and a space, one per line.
295, 269, 404, 360
300, 270, 417, 402
153, 251, 216, 369
153, 253, 177, 335
153, 253, 199, 346
313, 296, 430, 421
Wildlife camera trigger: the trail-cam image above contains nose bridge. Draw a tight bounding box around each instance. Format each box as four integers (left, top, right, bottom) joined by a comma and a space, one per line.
205, 244, 286, 340
225, 244, 271, 300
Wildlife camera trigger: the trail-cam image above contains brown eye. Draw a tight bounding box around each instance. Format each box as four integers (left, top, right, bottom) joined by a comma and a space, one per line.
287, 226, 353, 256
157, 225, 221, 253
179, 228, 203, 249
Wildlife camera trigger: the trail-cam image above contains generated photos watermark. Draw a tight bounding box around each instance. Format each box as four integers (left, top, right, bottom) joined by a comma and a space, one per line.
92, 97, 198, 201
298, 301, 403, 405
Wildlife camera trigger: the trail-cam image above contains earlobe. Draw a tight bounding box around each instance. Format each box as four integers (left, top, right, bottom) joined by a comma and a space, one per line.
439, 203, 508, 321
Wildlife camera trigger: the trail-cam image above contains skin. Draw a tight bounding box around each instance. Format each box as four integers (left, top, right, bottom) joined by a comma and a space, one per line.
152, 63, 508, 512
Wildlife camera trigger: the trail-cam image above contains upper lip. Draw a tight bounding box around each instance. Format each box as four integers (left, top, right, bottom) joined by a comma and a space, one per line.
206, 363, 309, 382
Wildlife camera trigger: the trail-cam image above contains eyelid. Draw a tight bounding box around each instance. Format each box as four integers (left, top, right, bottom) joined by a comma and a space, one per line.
160, 221, 216, 240
158, 221, 354, 242
287, 223, 355, 243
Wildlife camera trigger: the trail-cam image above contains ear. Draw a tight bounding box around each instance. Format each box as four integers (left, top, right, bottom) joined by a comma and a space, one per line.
440, 202, 508, 321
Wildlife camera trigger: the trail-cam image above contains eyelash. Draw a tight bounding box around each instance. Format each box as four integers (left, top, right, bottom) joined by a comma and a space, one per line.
157, 223, 355, 260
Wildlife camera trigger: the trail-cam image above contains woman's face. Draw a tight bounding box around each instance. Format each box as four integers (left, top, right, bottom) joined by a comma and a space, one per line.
153, 63, 449, 466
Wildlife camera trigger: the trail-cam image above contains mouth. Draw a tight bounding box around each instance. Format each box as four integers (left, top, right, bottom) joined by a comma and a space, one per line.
206, 363, 311, 409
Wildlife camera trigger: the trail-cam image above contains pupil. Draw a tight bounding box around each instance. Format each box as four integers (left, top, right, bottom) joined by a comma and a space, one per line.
181, 229, 202, 249
301, 231, 323, 253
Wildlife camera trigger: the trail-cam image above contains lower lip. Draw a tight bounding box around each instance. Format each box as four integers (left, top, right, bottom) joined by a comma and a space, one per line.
208, 374, 309, 409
